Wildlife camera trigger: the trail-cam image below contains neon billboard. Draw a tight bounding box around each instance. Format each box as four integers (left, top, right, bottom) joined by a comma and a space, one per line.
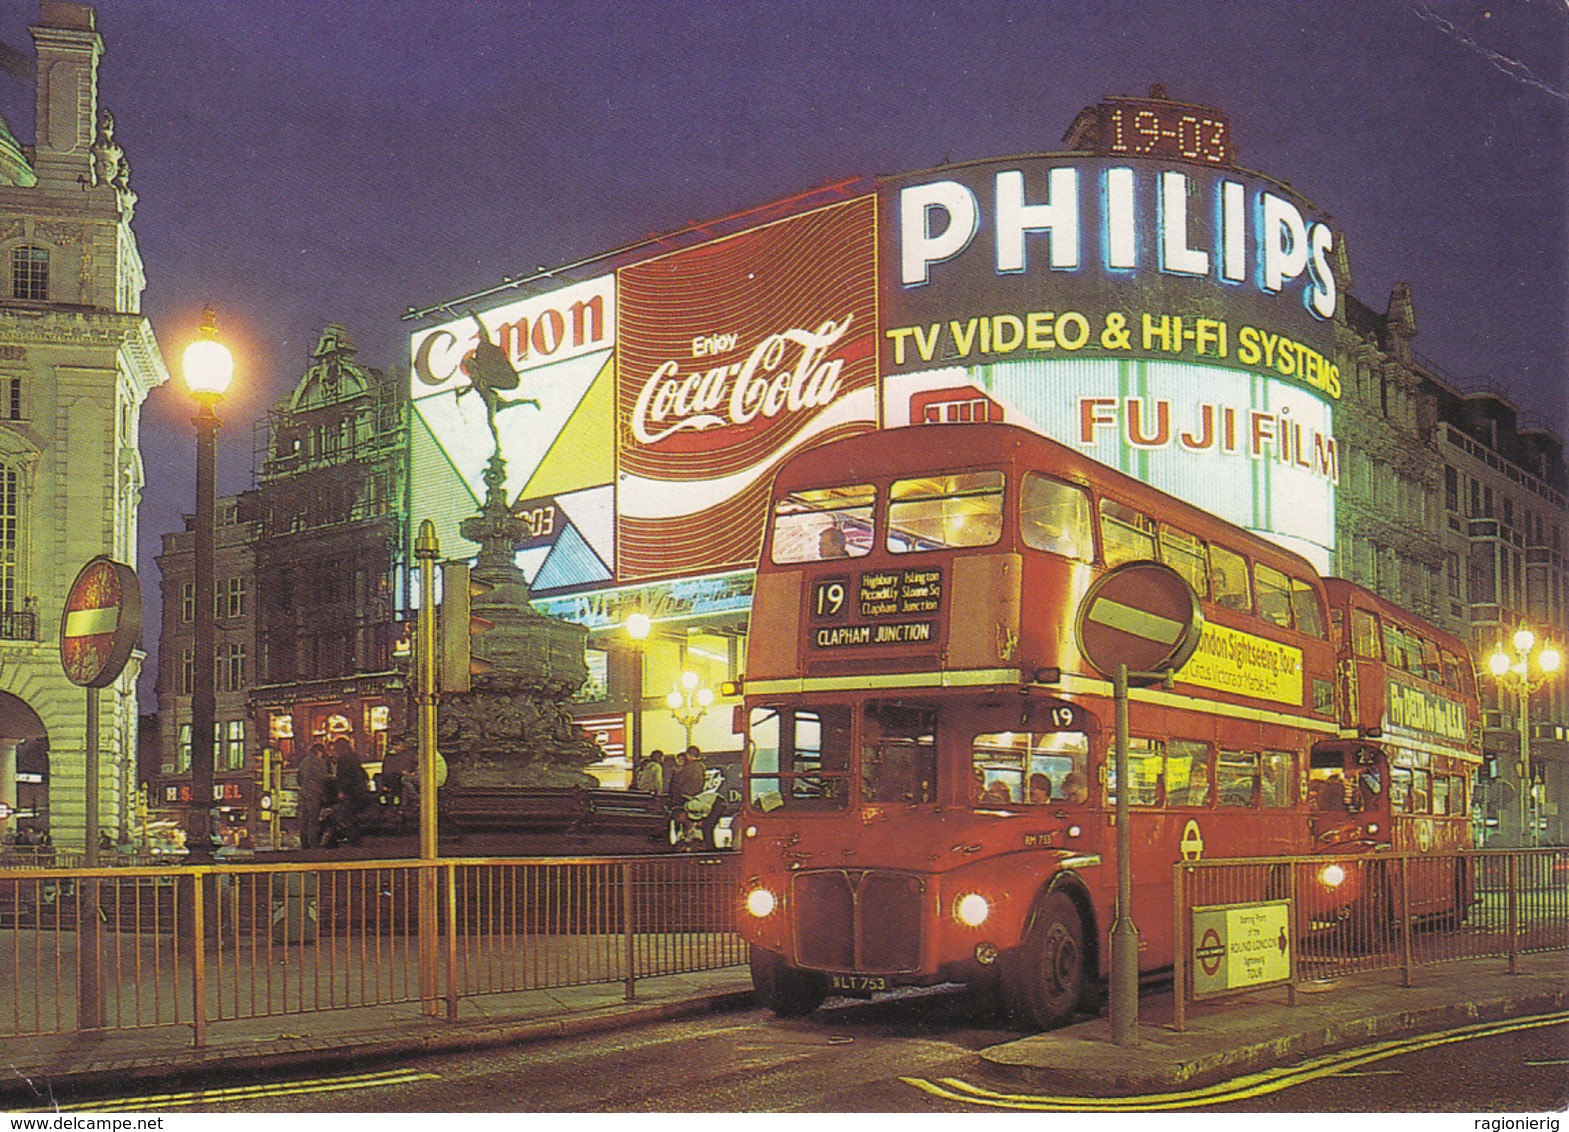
616, 196, 880, 582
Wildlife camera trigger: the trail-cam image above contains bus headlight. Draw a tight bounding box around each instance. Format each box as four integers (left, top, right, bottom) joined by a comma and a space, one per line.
1366, 823, 1379, 836
1318, 863, 1346, 889
746, 887, 777, 918
955, 893, 990, 927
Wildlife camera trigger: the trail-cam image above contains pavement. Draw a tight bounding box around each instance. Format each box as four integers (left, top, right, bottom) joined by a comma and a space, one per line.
0, 951, 1564, 1107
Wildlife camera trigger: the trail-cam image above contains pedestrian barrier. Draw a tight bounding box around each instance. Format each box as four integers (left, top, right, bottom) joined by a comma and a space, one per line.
0, 854, 744, 1047
1172, 847, 1569, 1031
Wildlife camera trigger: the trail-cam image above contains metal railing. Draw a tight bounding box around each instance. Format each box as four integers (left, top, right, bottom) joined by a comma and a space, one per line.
1172, 847, 1569, 1031
0, 854, 745, 1047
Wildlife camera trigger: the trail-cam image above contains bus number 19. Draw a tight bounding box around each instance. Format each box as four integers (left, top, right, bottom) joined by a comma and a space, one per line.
1050, 706, 1076, 730
814, 580, 847, 619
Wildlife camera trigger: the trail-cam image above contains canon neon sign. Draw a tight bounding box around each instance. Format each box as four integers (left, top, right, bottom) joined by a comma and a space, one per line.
410, 275, 615, 396
897, 163, 1337, 320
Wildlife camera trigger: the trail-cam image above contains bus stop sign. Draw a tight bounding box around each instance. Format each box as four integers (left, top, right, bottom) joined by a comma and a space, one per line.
1075, 560, 1202, 683
60, 557, 142, 689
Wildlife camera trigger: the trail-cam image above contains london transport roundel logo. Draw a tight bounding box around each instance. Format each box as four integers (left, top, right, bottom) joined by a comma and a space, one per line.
59, 557, 142, 689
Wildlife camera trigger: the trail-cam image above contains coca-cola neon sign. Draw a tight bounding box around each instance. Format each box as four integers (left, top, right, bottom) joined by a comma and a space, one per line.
630, 316, 856, 447
616, 197, 878, 582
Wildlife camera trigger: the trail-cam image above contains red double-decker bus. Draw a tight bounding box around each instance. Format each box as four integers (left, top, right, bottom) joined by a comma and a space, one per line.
1312, 577, 1480, 917
733, 422, 1359, 1028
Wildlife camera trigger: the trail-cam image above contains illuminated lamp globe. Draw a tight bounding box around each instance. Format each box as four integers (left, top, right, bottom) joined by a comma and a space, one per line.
1514, 628, 1536, 654
666, 690, 683, 711
1541, 648, 1562, 675
182, 337, 234, 400
681, 670, 700, 692
625, 612, 652, 641
697, 686, 715, 708
1488, 651, 1512, 678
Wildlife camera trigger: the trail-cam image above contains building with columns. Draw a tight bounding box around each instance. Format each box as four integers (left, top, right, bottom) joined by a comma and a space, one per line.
0, 2, 167, 850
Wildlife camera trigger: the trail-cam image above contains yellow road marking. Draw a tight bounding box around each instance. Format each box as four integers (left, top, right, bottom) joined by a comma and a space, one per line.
903, 1010, 1569, 1111
20, 1068, 441, 1112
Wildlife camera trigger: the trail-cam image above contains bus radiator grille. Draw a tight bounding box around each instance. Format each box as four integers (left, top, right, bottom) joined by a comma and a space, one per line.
793, 869, 925, 974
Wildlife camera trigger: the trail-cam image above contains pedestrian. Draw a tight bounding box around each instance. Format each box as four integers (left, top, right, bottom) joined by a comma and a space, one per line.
381, 735, 415, 808
670, 745, 709, 844
330, 738, 372, 846
633, 749, 664, 794
297, 743, 333, 849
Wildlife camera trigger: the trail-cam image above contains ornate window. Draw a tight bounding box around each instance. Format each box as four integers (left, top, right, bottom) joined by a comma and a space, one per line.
10, 245, 48, 301
224, 720, 245, 770
0, 465, 18, 613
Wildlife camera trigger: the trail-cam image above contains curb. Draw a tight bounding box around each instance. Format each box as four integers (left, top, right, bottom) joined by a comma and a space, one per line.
1, 989, 757, 1105
977, 987, 1569, 1094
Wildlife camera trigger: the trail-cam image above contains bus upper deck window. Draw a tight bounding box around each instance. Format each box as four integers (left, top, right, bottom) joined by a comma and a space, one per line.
1099, 498, 1155, 567
887, 470, 1003, 553
1209, 545, 1252, 612
1158, 525, 1209, 597
1021, 473, 1093, 562
770, 485, 875, 564
1290, 577, 1326, 638
1351, 609, 1381, 659
1254, 564, 1292, 628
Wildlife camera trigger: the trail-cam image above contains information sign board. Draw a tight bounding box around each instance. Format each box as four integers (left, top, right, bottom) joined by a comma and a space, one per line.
1191, 900, 1292, 998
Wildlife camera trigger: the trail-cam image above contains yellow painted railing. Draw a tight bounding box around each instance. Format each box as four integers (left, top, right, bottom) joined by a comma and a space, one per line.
0, 854, 745, 1046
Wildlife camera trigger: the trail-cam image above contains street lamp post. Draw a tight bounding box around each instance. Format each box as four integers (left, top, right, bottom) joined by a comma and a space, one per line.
1488, 627, 1561, 848
666, 670, 714, 749
182, 305, 233, 864
624, 613, 652, 763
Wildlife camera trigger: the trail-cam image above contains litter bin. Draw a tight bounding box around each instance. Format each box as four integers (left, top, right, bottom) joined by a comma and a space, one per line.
270, 871, 318, 944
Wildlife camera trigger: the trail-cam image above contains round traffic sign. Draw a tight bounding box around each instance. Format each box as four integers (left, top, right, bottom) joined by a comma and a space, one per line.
1075, 560, 1202, 681
60, 557, 142, 689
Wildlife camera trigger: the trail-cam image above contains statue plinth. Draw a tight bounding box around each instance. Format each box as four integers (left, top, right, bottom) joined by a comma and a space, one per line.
438, 447, 596, 794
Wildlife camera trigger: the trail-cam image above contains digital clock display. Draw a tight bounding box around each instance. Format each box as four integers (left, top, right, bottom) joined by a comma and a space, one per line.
1098, 98, 1231, 167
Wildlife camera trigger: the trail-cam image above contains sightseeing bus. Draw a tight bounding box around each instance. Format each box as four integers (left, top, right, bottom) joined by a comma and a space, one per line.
732, 422, 1357, 1028
1312, 577, 1481, 919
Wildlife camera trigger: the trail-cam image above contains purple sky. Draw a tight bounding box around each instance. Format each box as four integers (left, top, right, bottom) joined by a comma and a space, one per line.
0, 0, 1564, 709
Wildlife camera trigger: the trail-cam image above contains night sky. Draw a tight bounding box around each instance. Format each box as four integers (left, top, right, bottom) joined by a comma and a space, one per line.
0, 0, 1564, 707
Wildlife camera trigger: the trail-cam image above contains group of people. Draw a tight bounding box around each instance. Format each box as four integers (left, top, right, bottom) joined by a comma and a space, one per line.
294, 731, 414, 847
972, 767, 1090, 806
630, 745, 735, 849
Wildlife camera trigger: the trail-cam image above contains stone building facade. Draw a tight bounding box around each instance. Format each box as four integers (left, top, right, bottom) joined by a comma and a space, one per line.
1333, 274, 1568, 844
151, 496, 259, 845
241, 325, 410, 842
0, 3, 167, 849
150, 327, 409, 848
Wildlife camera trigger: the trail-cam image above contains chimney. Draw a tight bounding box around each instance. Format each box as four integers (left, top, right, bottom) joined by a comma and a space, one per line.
29, 2, 102, 193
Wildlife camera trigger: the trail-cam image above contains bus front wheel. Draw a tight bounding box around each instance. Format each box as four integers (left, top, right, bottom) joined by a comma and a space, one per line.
1003, 890, 1088, 1030
749, 945, 828, 1018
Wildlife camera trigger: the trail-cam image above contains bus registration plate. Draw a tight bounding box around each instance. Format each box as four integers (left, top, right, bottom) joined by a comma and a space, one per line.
830, 974, 888, 992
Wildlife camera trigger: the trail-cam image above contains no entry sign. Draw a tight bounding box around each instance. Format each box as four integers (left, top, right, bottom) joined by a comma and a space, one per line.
1075, 560, 1202, 681
60, 557, 142, 689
